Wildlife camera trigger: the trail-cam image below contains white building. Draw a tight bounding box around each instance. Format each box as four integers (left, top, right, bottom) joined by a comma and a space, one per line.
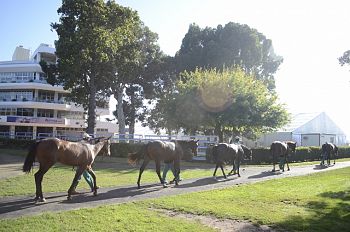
244, 112, 347, 147
0, 44, 118, 140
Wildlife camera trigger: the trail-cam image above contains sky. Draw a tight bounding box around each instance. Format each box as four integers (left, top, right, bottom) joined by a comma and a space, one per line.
0, 0, 350, 136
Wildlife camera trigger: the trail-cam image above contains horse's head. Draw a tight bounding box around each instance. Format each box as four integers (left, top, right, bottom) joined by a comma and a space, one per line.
241, 144, 252, 160
188, 139, 199, 156
99, 136, 112, 157
286, 141, 297, 153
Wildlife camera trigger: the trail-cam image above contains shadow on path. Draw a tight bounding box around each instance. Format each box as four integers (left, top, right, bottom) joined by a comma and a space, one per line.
248, 170, 283, 179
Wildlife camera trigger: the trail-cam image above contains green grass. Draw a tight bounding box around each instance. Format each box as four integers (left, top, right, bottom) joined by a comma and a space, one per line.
0, 164, 214, 197
148, 167, 350, 232
0, 203, 214, 232
1, 165, 349, 231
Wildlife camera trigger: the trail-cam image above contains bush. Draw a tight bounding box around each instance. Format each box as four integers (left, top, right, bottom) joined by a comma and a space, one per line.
0, 138, 35, 149
110, 142, 144, 158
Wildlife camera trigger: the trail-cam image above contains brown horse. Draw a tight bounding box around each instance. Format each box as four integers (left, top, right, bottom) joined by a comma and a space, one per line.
22, 137, 111, 202
128, 140, 199, 189
270, 141, 297, 172
212, 143, 252, 178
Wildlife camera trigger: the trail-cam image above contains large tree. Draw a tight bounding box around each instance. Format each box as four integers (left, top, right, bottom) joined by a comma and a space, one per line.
108, 15, 164, 135
175, 22, 283, 90
49, 0, 136, 134
339, 50, 350, 68
148, 68, 289, 142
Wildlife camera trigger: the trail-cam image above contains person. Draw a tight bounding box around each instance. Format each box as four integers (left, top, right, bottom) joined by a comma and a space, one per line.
162, 161, 181, 186
71, 132, 98, 194
233, 136, 240, 144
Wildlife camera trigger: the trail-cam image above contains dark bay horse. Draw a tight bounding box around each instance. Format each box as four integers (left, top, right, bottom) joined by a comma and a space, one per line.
270, 141, 297, 172
128, 140, 199, 189
22, 137, 111, 202
212, 143, 252, 178
320, 142, 338, 166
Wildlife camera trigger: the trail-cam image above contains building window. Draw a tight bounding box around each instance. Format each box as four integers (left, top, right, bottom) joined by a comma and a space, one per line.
0, 91, 12, 101
38, 90, 54, 102
0, 107, 16, 116
15, 91, 33, 101
57, 111, 84, 119
37, 109, 54, 118
17, 108, 34, 117
0, 72, 34, 82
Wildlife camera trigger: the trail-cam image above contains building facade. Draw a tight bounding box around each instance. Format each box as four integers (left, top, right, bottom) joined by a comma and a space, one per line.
243, 112, 347, 147
0, 44, 118, 140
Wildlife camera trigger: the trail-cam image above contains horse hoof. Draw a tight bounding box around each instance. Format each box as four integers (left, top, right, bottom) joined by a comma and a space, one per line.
93, 191, 98, 196
137, 186, 141, 189
163, 184, 168, 188
67, 195, 72, 200
35, 198, 46, 203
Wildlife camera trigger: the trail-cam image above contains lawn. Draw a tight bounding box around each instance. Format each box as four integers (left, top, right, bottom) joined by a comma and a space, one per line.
148, 167, 350, 232
0, 166, 349, 231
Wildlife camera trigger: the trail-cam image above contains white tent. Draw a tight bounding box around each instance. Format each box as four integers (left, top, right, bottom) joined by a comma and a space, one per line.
244, 112, 347, 147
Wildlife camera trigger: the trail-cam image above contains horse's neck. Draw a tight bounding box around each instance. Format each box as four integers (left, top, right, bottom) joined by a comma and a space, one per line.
91, 141, 105, 158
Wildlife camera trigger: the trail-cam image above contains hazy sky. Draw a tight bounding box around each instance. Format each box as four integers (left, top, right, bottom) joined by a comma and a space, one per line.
1, 0, 350, 136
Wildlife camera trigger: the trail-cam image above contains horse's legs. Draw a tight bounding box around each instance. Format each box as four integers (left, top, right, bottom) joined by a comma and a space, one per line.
173, 160, 180, 186
220, 165, 227, 179
213, 164, 219, 177
272, 154, 276, 172
235, 159, 241, 177
67, 166, 85, 200
155, 160, 163, 185
34, 164, 52, 202
137, 158, 150, 189
285, 155, 290, 171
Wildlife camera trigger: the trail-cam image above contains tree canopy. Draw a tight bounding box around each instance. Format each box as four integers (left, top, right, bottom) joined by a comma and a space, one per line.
339, 50, 350, 68
175, 22, 283, 90
47, 0, 139, 134
148, 67, 289, 142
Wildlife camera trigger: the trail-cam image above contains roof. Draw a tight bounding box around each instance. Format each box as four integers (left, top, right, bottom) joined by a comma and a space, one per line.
282, 112, 320, 132
280, 112, 345, 135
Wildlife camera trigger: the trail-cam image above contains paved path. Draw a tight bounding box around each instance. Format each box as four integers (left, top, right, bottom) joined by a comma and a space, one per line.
1, 158, 350, 219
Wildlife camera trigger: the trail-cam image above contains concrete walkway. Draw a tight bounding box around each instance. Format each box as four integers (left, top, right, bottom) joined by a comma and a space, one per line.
1, 157, 350, 219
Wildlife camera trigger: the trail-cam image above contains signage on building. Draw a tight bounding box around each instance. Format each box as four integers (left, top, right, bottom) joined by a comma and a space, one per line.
7, 116, 64, 124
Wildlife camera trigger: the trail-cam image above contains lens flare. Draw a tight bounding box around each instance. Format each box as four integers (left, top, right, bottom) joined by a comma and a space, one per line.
197, 83, 233, 112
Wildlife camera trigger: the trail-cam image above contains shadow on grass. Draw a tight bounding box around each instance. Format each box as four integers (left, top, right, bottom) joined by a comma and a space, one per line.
275, 190, 350, 231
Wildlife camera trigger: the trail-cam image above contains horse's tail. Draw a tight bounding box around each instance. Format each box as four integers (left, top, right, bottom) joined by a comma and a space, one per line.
23, 141, 40, 173
212, 145, 218, 163
128, 144, 146, 166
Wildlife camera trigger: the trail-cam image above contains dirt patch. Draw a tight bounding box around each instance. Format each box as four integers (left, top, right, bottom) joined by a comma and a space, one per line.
151, 208, 278, 232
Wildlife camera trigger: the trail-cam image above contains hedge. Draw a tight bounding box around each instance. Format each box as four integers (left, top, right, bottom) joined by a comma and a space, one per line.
0, 138, 194, 161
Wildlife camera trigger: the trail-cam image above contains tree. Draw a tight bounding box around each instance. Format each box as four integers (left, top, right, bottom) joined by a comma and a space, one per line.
149, 67, 290, 142
175, 22, 283, 90
49, 0, 136, 134
339, 50, 350, 68
108, 14, 164, 136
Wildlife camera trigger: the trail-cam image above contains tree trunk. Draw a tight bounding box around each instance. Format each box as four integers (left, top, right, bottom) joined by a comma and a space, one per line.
86, 75, 97, 135
128, 92, 136, 143
116, 84, 126, 136
214, 122, 224, 143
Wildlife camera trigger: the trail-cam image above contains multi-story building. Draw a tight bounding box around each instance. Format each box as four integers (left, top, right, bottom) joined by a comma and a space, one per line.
0, 44, 118, 140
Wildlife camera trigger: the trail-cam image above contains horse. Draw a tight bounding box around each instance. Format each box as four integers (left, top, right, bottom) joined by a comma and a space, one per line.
270, 141, 297, 172
212, 143, 252, 178
128, 139, 199, 189
320, 142, 338, 166
22, 137, 111, 202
